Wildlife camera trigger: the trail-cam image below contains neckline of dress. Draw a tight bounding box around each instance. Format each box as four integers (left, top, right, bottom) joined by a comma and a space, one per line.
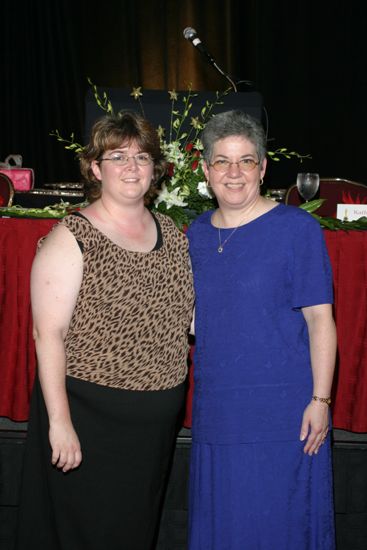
209, 202, 282, 231
71, 211, 164, 255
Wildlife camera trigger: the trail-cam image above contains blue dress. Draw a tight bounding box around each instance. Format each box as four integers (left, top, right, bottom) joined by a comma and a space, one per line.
187, 204, 335, 550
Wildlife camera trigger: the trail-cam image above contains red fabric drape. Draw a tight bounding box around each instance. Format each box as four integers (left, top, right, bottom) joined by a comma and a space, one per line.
0, 218, 57, 421
1, 219, 366, 432
324, 230, 367, 432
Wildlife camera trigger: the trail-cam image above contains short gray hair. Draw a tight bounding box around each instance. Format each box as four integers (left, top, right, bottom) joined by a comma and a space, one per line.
200, 110, 267, 164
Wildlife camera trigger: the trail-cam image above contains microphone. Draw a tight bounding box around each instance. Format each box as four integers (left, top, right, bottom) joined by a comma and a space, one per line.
182, 27, 253, 91
183, 27, 216, 67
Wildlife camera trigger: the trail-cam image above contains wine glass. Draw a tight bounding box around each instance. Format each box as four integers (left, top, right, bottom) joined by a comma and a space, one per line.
296, 173, 320, 202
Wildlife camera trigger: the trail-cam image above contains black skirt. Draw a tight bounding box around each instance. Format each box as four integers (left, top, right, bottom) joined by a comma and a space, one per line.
15, 375, 185, 550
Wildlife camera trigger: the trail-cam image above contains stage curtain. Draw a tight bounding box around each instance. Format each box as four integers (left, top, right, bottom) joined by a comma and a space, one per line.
2, 1, 367, 186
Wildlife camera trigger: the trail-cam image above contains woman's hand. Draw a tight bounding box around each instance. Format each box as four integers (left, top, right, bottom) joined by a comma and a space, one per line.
49, 419, 82, 472
300, 304, 336, 456
31, 224, 84, 474
300, 400, 329, 456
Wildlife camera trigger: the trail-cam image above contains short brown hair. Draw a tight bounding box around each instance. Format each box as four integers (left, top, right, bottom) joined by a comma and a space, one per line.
79, 111, 166, 203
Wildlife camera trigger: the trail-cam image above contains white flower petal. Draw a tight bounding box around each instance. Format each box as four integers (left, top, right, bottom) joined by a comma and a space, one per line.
155, 184, 188, 209
197, 180, 212, 198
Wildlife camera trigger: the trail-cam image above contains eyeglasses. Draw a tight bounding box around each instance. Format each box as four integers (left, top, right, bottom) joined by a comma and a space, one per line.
210, 158, 260, 173
99, 153, 152, 166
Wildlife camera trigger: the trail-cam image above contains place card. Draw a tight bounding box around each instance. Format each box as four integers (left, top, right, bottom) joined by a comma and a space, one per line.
336, 204, 367, 222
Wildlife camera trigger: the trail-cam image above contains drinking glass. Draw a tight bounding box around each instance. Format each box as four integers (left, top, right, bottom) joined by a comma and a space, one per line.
296, 173, 320, 202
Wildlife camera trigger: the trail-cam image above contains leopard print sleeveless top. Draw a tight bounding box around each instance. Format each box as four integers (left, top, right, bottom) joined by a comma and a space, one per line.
59, 212, 194, 391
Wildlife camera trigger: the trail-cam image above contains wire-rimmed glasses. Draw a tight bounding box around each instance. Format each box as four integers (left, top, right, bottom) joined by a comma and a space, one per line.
210, 158, 260, 173
99, 153, 152, 166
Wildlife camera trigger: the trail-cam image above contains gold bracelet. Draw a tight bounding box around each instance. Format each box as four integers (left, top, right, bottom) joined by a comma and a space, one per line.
312, 395, 331, 406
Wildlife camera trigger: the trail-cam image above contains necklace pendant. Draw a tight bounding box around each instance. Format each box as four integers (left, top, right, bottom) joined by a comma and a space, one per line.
218, 246, 223, 253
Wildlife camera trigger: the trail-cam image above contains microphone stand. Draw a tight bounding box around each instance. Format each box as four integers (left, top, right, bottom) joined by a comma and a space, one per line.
211, 61, 238, 92
183, 27, 253, 93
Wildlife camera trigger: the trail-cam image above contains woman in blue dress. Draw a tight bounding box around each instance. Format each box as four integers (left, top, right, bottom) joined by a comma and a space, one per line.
187, 110, 336, 549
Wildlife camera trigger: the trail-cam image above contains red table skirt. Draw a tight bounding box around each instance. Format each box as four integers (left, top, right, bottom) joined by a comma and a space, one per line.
0, 218, 57, 421
1, 219, 366, 432
324, 230, 367, 432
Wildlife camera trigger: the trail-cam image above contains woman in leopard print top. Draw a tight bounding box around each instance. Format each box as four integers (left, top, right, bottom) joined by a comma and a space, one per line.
15, 112, 194, 550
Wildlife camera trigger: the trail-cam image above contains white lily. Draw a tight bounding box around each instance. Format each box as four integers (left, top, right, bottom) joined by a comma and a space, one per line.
197, 180, 213, 198
155, 183, 188, 210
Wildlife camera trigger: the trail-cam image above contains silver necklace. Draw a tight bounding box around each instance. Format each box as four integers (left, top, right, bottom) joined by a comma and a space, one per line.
217, 219, 246, 253
216, 198, 264, 252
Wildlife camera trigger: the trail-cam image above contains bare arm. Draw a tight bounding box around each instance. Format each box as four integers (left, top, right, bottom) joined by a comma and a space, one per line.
31, 224, 83, 472
300, 303, 337, 455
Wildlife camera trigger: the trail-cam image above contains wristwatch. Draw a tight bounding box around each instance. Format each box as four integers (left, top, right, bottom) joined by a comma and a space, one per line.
312, 395, 332, 406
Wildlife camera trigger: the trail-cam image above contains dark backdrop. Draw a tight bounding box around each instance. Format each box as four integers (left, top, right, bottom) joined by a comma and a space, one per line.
1, 0, 366, 188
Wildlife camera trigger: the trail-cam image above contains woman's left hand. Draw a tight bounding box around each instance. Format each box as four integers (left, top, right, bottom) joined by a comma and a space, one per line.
300, 400, 329, 456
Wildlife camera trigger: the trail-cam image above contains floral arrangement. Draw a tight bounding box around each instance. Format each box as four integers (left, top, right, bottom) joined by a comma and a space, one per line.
50, 80, 311, 229
2, 81, 366, 230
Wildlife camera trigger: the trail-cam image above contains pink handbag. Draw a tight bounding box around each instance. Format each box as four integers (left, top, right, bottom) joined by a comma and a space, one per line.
0, 154, 34, 191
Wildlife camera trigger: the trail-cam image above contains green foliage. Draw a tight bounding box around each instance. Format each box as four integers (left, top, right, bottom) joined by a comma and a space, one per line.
267, 148, 311, 163
49, 130, 84, 155
0, 201, 88, 218
87, 77, 114, 114
299, 200, 367, 230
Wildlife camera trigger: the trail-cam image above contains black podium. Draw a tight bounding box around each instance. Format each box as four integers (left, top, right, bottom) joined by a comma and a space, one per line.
85, 88, 263, 141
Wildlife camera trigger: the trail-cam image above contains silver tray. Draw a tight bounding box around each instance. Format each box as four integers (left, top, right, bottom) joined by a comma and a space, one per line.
43, 183, 84, 190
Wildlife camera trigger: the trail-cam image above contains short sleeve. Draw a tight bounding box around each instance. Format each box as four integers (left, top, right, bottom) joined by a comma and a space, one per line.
290, 214, 333, 309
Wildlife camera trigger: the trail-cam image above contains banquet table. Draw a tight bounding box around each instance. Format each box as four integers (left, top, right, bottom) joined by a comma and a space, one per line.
1, 217, 367, 432
0, 217, 57, 421
324, 230, 367, 432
